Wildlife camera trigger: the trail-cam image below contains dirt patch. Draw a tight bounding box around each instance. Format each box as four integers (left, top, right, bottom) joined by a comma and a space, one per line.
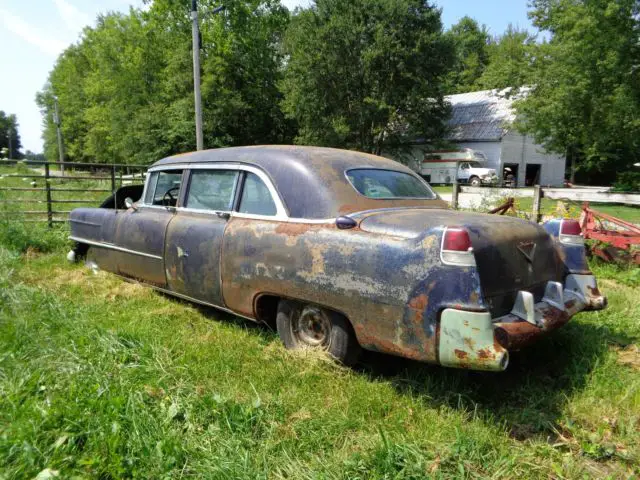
614, 344, 640, 370
100, 281, 149, 301
23, 247, 42, 260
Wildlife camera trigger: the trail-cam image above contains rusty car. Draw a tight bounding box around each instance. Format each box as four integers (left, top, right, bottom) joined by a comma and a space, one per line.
67, 146, 607, 371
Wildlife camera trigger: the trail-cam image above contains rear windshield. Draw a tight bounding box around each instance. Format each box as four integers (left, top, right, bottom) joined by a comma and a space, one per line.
346, 169, 436, 199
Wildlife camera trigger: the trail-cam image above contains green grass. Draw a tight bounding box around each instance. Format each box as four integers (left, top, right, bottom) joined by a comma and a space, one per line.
0, 234, 639, 478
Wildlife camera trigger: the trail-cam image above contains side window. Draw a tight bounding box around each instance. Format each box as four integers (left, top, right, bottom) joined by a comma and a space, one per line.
152, 170, 183, 206
144, 172, 159, 204
186, 170, 238, 211
238, 172, 277, 216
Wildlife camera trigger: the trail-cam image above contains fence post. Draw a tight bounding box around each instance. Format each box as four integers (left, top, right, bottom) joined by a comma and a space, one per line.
532, 185, 542, 223
451, 180, 460, 210
44, 162, 53, 228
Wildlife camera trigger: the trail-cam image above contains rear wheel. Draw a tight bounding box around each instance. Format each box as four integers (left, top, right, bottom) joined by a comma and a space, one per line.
276, 300, 361, 366
469, 176, 481, 187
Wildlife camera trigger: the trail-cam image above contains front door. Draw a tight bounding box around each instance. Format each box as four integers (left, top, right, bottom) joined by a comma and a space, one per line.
115, 169, 184, 286
164, 169, 239, 306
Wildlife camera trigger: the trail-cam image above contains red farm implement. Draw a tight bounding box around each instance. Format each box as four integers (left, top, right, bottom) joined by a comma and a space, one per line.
579, 202, 640, 265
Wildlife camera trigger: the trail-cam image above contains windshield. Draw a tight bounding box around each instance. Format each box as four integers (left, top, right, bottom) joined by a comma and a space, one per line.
346, 169, 436, 199
469, 161, 483, 168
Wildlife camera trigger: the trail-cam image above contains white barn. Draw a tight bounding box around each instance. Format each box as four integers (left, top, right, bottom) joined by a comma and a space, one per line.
403, 89, 567, 187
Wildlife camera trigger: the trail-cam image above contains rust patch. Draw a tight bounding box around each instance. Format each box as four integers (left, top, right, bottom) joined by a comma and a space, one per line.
454, 349, 468, 360
476, 348, 493, 360
469, 290, 479, 304
274, 223, 314, 236
586, 285, 602, 297
408, 294, 428, 311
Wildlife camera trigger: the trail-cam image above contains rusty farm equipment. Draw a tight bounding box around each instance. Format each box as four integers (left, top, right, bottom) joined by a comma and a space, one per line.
579, 202, 640, 265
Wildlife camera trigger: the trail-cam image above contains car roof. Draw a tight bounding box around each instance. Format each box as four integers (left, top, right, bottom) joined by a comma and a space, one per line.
152, 145, 441, 219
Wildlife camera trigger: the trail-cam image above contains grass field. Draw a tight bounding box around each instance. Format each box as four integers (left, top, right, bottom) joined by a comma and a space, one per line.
0, 221, 639, 479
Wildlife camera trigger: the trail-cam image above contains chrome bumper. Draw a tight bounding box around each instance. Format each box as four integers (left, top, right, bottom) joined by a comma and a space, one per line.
438, 274, 607, 371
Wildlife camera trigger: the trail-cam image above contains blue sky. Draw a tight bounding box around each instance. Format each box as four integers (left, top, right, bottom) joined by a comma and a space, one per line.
0, 0, 535, 153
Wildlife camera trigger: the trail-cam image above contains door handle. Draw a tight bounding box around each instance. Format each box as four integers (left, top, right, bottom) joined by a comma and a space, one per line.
215, 211, 230, 220
177, 246, 189, 258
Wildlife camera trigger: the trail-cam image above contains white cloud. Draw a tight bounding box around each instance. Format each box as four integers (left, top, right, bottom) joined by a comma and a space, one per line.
52, 0, 92, 32
0, 8, 67, 56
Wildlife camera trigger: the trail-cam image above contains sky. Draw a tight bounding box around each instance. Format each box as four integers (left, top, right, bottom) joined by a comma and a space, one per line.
0, 0, 535, 154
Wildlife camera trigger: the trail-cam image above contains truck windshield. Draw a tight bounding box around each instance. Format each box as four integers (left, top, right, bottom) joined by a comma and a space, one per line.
469, 162, 483, 168
346, 169, 436, 199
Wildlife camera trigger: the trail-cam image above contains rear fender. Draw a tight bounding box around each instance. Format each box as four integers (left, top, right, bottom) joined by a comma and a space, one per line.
543, 219, 590, 274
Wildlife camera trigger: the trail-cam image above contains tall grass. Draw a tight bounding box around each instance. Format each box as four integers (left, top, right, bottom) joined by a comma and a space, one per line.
0, 240, 638, 478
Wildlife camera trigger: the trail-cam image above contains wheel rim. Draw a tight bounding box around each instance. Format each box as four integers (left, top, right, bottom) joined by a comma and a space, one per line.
293, 306, 331, 347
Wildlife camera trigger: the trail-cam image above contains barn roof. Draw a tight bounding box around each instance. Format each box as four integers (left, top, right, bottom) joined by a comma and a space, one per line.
445, 88, 527, 142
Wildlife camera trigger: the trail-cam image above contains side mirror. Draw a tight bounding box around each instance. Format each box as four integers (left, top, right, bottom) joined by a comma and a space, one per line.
124, 197, 137, 211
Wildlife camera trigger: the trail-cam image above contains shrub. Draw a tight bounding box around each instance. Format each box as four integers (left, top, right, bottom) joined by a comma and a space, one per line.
611, 171, 640, 193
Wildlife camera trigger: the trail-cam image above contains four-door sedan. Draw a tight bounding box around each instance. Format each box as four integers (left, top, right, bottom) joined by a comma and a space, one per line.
68, 146, 607, 371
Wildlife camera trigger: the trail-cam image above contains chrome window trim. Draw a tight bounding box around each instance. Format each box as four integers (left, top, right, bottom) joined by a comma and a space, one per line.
344, 167, 438, 201
69, 236, 163, 260
183, 169, 240, 213
145, 163, 288, 218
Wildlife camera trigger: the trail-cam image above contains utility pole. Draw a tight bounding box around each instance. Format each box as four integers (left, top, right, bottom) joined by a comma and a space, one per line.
7, 124, 12, 160
191, 1, 225, 151
53, 96, 65, 175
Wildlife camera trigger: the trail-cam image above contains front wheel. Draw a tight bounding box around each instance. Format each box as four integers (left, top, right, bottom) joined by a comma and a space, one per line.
276, 300, 361, 366
469, 176, 481, 187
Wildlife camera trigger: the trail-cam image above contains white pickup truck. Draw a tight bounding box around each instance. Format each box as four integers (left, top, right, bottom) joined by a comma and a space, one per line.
421, 149, 498, 186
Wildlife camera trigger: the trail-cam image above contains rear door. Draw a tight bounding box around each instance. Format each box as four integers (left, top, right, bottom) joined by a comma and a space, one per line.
114, 169, 184, 286
164, 168, 240, 306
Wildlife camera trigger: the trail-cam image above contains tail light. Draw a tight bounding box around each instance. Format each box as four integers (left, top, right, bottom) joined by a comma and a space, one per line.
559, 219, 584, 245
441, 227, 476, 266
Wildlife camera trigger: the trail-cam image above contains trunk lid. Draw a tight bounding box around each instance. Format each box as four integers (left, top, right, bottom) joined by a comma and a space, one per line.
358, 208, 563, 316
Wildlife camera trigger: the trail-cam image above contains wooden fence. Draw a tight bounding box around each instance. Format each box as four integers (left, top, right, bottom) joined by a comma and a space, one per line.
450, 183, 640, 222
0, 160, 147, 227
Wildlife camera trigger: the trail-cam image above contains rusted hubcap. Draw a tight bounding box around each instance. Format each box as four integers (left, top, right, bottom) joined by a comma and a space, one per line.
294, 306, 331, 347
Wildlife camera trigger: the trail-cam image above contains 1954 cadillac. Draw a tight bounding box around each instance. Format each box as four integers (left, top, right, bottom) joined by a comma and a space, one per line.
68, 146, 607, 371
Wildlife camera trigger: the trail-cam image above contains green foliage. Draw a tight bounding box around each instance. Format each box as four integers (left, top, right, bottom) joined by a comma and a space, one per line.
0, 110, 22, 159
280, 0, 454, 154
36, 1, 292, 165
612, 171, 640, 193
444, 16, 490, 93
516, 0, 640, 183
475, 25, 536, 91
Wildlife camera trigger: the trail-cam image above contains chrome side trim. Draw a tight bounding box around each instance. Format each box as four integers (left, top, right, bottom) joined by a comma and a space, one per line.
144, 163, 289, 218
69, 236, 162, 260
69, 219, 103, 227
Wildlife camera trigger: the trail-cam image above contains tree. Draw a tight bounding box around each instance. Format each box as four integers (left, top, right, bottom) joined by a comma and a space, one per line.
516, 0, 640, 183
37, 0, 292, 165
475, 25, 536, 90
0, 111, 23, 159
445, 16, 490, 93
280, 0, 454, 154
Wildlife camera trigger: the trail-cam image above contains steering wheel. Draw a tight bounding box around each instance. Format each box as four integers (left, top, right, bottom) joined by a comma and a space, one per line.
162, 186, 180, 207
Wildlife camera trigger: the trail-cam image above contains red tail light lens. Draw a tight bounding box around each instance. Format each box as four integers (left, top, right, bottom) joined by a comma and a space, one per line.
443, 227, 472, 251
560, 219, 582, 236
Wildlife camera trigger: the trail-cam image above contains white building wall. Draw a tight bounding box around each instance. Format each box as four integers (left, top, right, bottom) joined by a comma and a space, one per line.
500, 132, 566, 187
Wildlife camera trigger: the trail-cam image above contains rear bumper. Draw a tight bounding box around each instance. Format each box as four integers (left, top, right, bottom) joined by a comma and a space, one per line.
438, 274, 607, 371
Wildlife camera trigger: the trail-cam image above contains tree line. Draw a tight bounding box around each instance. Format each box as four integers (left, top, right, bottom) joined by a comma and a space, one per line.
0, 111, 22, 159
35, 0, 639, 183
